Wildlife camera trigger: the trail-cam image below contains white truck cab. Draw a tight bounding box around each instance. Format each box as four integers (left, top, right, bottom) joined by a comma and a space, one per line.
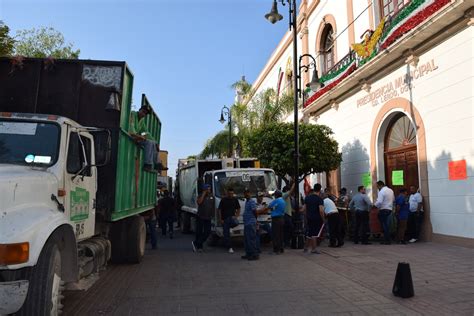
0, 113, 109, 315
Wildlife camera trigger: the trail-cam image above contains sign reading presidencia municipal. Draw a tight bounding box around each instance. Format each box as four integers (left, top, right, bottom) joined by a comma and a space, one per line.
357, 59, 438, 107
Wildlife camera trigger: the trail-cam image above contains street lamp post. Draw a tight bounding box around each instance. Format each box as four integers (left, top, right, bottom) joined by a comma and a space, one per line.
265, 0, 322, 248
219, 105, 232, 158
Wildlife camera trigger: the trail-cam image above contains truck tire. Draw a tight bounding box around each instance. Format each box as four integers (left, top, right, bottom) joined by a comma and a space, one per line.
17, 241, 64, 316
180, 212, 191, 234
110, 220, 128, 264
126, 216, 146, 263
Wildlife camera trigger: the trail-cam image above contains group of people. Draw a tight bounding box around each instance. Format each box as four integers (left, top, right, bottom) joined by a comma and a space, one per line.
145, 190, 177, 249
349, 181, 423, 245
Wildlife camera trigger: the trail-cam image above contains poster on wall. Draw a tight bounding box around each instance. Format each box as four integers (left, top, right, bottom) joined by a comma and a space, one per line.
361, 172, 371, 188
392, 170, 404, 186
448, 160, 467, 180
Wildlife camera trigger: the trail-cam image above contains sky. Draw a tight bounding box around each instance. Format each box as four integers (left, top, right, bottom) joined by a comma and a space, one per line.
0, 0, 289, 177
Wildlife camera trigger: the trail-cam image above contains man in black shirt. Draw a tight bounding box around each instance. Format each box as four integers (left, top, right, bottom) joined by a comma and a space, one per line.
218, 188, 241, 254
303, 183, 325, 254
158, 190, 177, 239
192, 184, 215, 252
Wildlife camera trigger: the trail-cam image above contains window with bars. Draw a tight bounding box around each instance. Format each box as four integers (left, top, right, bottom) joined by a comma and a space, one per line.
380, 0, 411, 17
320, 24, 334, 74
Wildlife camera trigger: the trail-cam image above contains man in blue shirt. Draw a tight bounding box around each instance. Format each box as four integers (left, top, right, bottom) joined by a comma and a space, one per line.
242, 189, 266, 260
349, 185, 372, 245
266, 190, 286, 254
395, 188, 409, 244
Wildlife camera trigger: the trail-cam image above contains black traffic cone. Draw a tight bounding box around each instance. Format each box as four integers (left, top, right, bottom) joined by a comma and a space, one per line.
392, 262, 415, 298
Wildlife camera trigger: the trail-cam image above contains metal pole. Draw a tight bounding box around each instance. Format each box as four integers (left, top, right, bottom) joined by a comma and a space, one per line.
291, 0, 302, 248
228, 109, 232, 158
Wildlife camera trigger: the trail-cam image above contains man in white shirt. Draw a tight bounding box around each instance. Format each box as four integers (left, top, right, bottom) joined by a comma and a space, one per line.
374, 180, 395, 245
408, 186, 423, 243
323, 195, 344, 248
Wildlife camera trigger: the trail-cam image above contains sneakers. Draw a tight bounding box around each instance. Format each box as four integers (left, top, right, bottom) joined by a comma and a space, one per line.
191, 241, 196, 253
409, 238, 417, 243
311, 249, 321, 254
228, 248, 234, 254
241, 255, 250, 260
247, 255, 259, 261
197, 249, 203, 253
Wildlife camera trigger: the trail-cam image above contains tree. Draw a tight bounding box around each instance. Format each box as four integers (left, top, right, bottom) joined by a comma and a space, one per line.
246, 122, 342, 183
13, 26, 80, 59
0, 21, 15, 57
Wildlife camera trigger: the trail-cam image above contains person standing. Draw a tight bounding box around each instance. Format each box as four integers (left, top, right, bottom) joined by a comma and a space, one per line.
408, 186, 423, 243
157, 190, 177, 239
218, 188, 240, 254
323, 194, 344, 247
349, 186, 372, 245
395, 188, 409, 244
282, 183, 296, 248
266, 190, 286, 254
256, 192, 271, 253
144, 204, 158, 249
192, 184, 215, 253
375, 181, 395, 245
303, 184, 325, 254
242, 189, 267, 260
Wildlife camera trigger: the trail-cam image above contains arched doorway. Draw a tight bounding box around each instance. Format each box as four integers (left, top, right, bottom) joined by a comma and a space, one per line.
384, 113, 419, 192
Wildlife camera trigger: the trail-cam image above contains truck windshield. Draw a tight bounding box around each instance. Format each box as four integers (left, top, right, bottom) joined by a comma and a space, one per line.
0, 119, 60, 166
214, 170, 277, 198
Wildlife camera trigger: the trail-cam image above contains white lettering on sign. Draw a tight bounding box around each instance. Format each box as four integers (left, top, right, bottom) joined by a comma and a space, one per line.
357, 59, 438, 107
225, 171, 265, 178
0, 122, 37, 135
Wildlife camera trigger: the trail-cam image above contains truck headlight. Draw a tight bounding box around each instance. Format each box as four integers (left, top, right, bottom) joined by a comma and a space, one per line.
0, 242, 29, 265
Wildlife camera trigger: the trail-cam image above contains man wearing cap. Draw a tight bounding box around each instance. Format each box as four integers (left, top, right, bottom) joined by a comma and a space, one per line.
192, 184, 215, 252
242, 189, 267, 260
265, 190, 286, 254
129, 106, 166, 173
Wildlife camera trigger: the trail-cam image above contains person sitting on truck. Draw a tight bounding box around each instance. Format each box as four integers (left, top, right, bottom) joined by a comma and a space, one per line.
129, 105, 167, 173
192, 184, 215, 253
218, 188, 241, 254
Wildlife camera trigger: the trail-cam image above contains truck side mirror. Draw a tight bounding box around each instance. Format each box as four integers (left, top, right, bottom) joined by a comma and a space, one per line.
91, 129, 111, 167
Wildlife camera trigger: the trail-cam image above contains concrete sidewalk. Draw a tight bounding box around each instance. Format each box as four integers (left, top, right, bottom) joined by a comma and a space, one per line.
63, 233, 474, 315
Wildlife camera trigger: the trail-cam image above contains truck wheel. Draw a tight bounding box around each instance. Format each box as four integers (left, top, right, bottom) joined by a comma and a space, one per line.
18, 241, 64, 316
180, 212, 191, 234
126, 216, 146, 263
110, 220, 127, 264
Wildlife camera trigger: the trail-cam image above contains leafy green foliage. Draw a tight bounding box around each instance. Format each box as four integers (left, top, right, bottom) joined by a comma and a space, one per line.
246, 122, 342, 182
0, 21, 15, 57
13, 26, 80, 58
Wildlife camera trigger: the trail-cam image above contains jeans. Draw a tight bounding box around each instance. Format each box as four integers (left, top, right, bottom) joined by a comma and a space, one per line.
283, 214, 293, 247
354, 211, 369, 243
256, 222, 271, 252
223, 217, 234, 248
378, 209, 392, 242
195, 218, 211, 249
271, 217, 284, 253
160, 216, 174, 237
142, 140, 159, 167
408, 211, 423, 240
244, 224, 258, 257
146, 219, 157, 249
327, 213, 344, 246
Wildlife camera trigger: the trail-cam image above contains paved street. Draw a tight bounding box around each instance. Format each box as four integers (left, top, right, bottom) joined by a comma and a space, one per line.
64, 233, 474, 316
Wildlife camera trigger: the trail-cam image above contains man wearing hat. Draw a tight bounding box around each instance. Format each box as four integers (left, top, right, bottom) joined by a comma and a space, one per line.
192, 184, 215, 252
129, 105, 166, 172
242, 189, 267, 260
265, 190, 286, 254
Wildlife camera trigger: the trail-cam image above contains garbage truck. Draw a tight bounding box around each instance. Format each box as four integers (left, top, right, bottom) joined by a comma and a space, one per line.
176, 158, 277, 239
0, 57, 161, 315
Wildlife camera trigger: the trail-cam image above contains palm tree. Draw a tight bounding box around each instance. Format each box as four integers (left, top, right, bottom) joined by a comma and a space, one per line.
199, 79, 295, 159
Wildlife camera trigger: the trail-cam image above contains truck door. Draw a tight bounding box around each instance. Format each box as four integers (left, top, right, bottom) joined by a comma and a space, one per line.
65, 129, 97, 241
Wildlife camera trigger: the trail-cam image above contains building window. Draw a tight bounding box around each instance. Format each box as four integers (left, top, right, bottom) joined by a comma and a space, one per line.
380, 0, 411, 17
320, 24, 334, 74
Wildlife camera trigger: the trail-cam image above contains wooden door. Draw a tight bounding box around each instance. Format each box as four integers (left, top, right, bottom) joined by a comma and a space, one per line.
384, 114, 419, 192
